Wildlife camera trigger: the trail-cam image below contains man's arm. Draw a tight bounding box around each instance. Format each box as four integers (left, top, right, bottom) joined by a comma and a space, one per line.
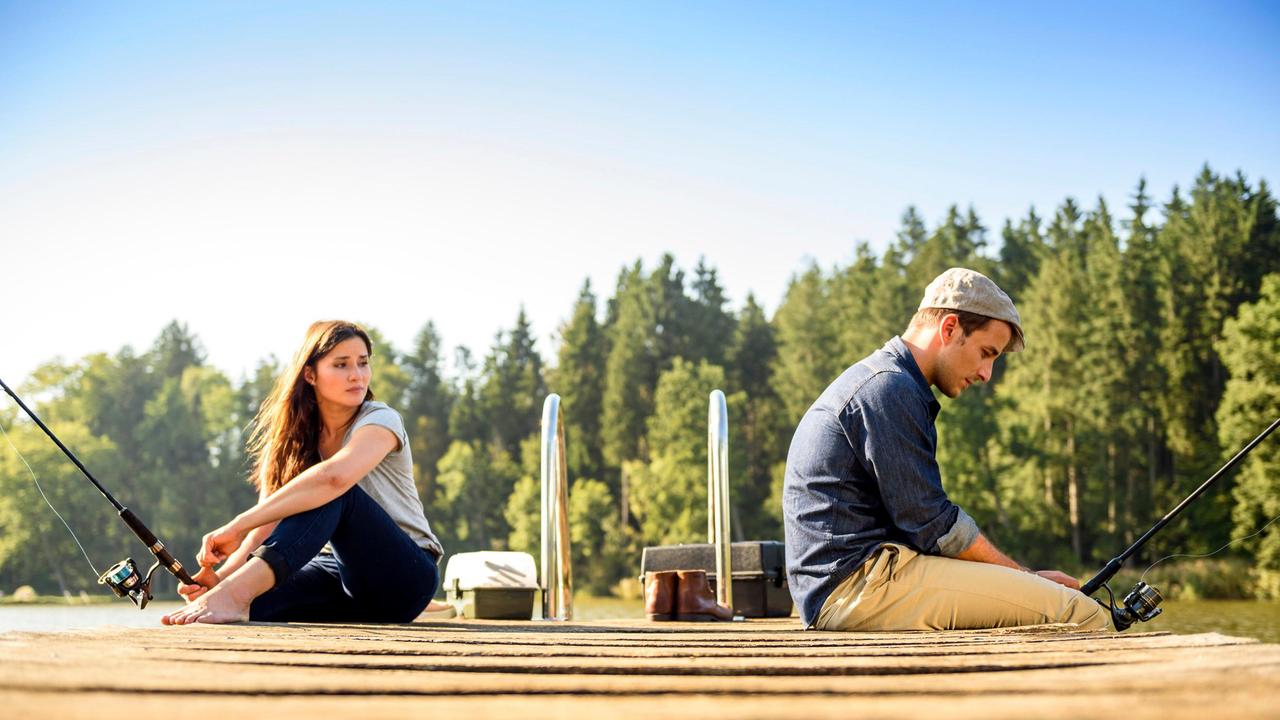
954, 531, 1081, 590
954, 532, 1025, 570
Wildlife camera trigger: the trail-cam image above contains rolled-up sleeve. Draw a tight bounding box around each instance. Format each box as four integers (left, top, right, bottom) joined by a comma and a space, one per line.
852, 374, 978, 557
937, 507, 979, 556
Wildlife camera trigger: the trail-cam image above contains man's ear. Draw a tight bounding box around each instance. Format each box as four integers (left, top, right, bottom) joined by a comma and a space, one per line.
939, 313, 961, 345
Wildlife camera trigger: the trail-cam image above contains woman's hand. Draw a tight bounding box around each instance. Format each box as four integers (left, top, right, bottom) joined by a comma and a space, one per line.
197, 520, 248, 568
177, 565, 221, 602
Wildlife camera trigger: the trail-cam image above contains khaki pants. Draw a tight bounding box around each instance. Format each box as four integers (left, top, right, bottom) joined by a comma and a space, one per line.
815, 543, 1113, 632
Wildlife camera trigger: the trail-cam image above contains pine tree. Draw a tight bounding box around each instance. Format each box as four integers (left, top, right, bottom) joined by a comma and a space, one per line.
477, 308, 547, 458
1215, 274, 1280, 597
627, 359, 746, 545
403, 321, 453, 504
1118, 178, 1167, 543
865, 241, 914, 347
894, 206, 929, 267
447, 347, 487, 446
771, 264, 840, 424
150, 320, 206, 378
1080, 197, 1131, 554
991, 199, 1092, 564
552, 281, 607, 481
648, 253, 695, 366
600, 262, 660, 528
688, 258, 736, 368
602, 262, 653, 469
905, 205, 984, 289
1154, 168, 1280, 551
996, 208, 1045, 300
363, 325, 411, 410
831, 243, 883, 362
727, 294, 785, 538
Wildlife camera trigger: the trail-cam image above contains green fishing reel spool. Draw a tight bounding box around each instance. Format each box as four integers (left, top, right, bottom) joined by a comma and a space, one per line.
97, 557, 162, 609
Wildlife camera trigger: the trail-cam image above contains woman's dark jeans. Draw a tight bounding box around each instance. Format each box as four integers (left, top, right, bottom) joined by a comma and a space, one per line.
247, 485, 439, 623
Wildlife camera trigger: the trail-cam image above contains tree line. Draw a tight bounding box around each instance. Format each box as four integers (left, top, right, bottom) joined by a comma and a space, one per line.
2, 165, 1278, 599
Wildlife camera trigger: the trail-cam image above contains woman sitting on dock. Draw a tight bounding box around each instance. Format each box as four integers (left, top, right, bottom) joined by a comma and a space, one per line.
162, 320, 444, 625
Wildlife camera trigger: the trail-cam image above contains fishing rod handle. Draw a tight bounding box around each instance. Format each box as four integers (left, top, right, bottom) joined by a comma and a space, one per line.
119, 508, 197, 585
1080, 557, 1123, 596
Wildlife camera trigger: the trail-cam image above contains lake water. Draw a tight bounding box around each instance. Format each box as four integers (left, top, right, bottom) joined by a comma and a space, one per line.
1, 598, 1276, 642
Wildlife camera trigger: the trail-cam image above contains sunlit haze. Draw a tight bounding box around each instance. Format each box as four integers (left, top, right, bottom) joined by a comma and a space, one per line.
3, 2, 1277, 385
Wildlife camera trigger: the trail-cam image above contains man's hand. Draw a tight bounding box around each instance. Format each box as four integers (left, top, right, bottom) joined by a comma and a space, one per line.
1035, 570, 1081, 590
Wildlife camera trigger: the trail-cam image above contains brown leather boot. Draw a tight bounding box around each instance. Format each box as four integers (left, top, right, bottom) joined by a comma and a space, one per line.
644, 571, 677, 621
675, 569, 734, 621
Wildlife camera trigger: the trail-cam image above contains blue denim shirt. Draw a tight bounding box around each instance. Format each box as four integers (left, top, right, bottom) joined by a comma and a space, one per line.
783, 336, 980, 626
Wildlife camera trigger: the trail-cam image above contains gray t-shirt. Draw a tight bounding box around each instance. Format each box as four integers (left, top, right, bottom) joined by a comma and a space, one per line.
339, 401, 443, 559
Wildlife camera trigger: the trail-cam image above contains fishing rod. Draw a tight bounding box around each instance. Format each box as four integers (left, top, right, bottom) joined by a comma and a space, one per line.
0, 376, 197, 609
1081, 415, 1280, 630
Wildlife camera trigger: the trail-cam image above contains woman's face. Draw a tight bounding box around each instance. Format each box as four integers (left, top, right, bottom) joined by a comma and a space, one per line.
305, 336, 372, 409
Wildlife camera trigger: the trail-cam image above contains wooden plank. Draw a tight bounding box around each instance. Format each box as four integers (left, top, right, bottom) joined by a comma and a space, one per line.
0, 620, 1274, 719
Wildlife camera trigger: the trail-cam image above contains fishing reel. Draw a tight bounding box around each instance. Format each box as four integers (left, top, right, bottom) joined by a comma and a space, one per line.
97, 557, 162, 609
1099, 580, 1163, 631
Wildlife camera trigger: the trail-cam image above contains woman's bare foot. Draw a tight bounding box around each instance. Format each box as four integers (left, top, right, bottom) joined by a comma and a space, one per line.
161, 557, 275, 626
161, 585, 250, 625
417, 599, 456, 619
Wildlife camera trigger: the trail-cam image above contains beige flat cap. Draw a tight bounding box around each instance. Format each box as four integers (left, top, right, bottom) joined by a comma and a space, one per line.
919, 267, 1025, 352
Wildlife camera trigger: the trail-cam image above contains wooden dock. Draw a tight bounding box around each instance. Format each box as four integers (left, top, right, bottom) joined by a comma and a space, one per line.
1, 618, 1277, 718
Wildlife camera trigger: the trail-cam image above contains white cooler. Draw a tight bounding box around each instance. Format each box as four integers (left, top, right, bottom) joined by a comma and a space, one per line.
443, 551, 539, 620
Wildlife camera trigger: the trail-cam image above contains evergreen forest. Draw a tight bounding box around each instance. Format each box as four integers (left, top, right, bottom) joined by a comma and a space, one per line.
3, 166, 1279, 600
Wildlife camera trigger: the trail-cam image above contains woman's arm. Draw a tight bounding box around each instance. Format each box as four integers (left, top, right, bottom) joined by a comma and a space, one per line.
219, 466, 281, 574
197, 425, 399, 567
178, 521, 278, 600
179, 475, 279, 600
218, 520, 278, 578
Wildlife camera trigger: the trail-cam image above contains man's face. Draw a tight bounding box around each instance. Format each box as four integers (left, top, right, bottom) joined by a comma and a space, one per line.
934, 317, 1011, 398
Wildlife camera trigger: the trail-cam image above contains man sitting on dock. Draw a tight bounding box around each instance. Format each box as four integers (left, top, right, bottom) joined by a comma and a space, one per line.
782, 267, 1112, 632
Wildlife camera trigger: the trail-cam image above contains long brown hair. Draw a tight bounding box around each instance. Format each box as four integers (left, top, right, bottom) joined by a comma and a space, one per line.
248, 321, 375, 495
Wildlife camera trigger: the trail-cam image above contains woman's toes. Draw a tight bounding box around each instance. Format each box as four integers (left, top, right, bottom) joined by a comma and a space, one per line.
161, 586, 251, 626
162, 602, 203, 625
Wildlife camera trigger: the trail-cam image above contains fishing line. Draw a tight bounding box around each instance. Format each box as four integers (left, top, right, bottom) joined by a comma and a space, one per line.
0, 414, 101, 576
1140, 510, 1280, 582
0, 376, 196, 608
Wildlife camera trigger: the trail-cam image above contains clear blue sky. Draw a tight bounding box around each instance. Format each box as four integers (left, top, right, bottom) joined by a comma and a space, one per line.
2, 1, 1277, 385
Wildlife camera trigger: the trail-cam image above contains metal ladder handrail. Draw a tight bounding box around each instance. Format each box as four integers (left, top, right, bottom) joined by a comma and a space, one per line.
707, 389, 733, 611
540, 394, 573, 620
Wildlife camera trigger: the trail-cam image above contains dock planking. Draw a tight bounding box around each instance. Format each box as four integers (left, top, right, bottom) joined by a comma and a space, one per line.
1, 619, 1277, 718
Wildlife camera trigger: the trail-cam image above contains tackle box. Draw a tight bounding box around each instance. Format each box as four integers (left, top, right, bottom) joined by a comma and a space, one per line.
639, 540, 793, 618
443, 551, 538, 620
